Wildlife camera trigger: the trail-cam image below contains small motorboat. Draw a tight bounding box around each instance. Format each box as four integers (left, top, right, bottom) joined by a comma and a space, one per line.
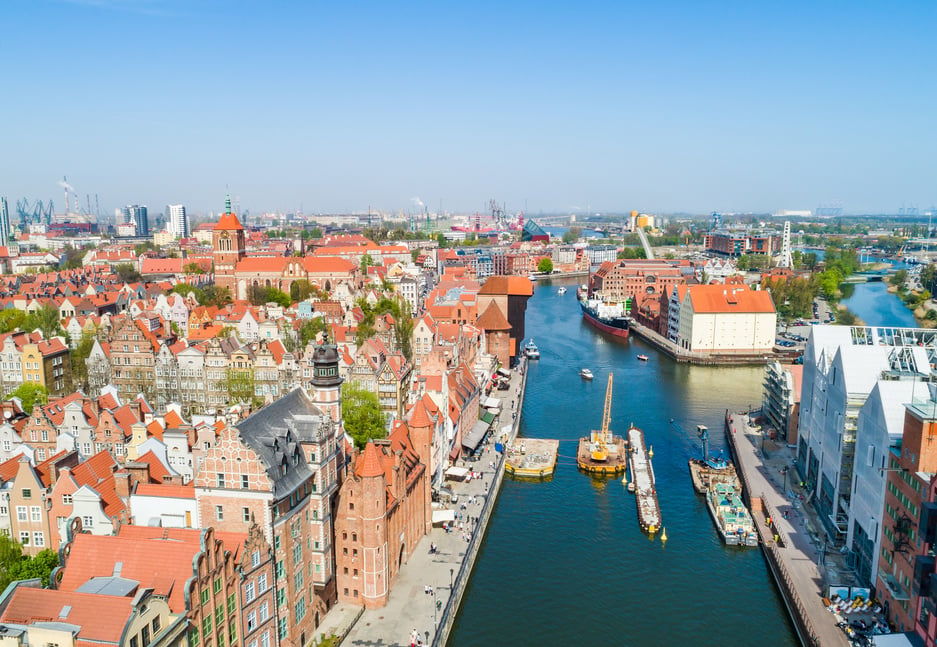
524, 339, 540, 359
637, 354, 649, 362
580, 368, 594, 380
557, 287, 567, 295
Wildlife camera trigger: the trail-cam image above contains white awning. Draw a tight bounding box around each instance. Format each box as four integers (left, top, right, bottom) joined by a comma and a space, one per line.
432, 510, 456, 525
445, 466, 470, 480
496, 368, 511, 378
482, 397, 501, 410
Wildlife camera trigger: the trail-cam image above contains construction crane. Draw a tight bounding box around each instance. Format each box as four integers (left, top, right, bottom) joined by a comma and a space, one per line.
591, 373, 614, 461
670, 418, 710, 462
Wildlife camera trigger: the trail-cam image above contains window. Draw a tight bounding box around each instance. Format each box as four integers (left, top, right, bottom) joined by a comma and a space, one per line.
276, 588, 285, 607
30, 506, 41, 522
214, 604, 224, 625
260, 631, 270, 647
216, 473, 225, 488
201, 589, 210, 606
141, 625, 150, 647
274, 536, 280, 550
257, 573, 267, 593
188, 628, 199, 646
247, 611, 257, 632
213, 577, 222, 594
277, 618, 287, 640
275, 560, 284, 578
258, 602, 269, 623
227, 594, 235, 614
242, 475, 250, 489
82, 516, 94, 528
245, 582, 255, 603
202, 616, 212, 636
21, 489, 31, 499
63, 494, 72, 505
32, 532, 44, 547
16, 506, 26, 522
19, 531, 29, 544
131, 636, 139, 647
216, 505, 224, 521
251, 551, 261, 568
292, 544, 301, 564
152, 616, 161, 633
243, 507, 251, 522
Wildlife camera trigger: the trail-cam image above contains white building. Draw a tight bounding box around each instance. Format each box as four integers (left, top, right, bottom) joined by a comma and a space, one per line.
167, 204, 188, 238
129, 482, 196, 527
797, 325, 935, 546
848, 380, 917, 587
676, 284, 776, 353
586, 244, 618, 266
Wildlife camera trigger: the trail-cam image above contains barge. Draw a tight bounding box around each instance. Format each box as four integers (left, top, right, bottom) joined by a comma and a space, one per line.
706, 481, 758, 547
577, 373, 627, 476
627, 425, 661, 535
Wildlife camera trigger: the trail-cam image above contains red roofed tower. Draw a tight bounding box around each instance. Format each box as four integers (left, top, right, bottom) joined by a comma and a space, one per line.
213, 193, 245, 297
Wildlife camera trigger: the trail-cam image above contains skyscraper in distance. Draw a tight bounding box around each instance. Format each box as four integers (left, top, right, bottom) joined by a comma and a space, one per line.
0, 197, 10, 247
167, 204, 188, 238
121, 205, 148, 236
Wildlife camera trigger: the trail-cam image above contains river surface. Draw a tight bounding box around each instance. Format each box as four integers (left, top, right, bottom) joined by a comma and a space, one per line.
450, 279, 798, 646
840, 282, 918, 328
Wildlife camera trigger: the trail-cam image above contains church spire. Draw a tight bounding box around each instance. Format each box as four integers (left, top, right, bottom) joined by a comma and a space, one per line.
224, 193, 232, 214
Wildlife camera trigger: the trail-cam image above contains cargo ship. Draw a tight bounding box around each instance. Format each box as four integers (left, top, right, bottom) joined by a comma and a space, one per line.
577, 287, 630, 339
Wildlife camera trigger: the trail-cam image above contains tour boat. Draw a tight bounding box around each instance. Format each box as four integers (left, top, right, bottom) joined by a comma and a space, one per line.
637, 354, 649, 362
580, 368, 594, 380
557, 287, 567, 295
523, 339, 540, 359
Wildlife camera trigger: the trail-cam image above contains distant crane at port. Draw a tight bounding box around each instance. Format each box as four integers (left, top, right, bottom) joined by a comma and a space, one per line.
670, 418, 710, 462
591, 373, 614, 461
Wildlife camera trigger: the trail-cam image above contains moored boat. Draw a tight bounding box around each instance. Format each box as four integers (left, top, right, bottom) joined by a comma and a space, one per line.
577, 288, 631, 339
580, 368, 594, 380
558, 287, 567, 294
523, 339, 540, 359
627, 425, 661, 535
705, 481, 758, 547
637, 354, 649, 362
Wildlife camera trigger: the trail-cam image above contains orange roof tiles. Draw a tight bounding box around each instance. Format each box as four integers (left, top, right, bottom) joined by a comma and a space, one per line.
475, 302, 511, 330
687, 284, 775, 314
133, 482, 195, 499
214, 212, 245, 231
355, 442, 385, 478
478, 275, 534, 296
1, 587, 133, 644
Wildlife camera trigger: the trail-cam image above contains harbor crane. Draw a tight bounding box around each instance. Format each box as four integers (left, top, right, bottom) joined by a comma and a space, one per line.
670, 418, 710, 462
591, 373, 614, 461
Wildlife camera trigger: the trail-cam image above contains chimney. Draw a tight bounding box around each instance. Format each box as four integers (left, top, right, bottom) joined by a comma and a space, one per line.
113, 472, 132, 499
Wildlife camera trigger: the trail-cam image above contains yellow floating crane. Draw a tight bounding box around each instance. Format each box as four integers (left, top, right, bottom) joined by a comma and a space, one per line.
591, 373, 614, 462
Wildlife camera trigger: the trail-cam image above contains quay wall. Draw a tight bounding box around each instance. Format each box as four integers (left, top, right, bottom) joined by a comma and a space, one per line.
432, 360, 529, 647
629, 320, 775, 366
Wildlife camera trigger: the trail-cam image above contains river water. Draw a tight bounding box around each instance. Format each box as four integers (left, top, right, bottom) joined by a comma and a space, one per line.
840, 282, 918, 328
450, 280, 797, 646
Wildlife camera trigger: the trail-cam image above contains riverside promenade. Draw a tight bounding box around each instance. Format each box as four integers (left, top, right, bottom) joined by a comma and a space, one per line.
324, 360, 528, 647
725, 411, 851, 647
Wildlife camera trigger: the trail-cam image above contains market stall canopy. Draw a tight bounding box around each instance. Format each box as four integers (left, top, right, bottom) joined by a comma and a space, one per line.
461, 420, 490, 452
432, 509, 456, 525
445, 466, 470, 480
482, 396, 501, 410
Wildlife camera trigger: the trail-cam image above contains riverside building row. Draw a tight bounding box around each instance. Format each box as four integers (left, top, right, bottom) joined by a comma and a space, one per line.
789, 325, 937, 642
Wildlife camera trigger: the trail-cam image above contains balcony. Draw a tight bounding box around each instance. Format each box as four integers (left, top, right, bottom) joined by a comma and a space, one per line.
881, 572, 911, 601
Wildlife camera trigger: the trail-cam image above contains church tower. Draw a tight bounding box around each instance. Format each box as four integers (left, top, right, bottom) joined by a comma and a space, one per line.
212, 193, 245, 297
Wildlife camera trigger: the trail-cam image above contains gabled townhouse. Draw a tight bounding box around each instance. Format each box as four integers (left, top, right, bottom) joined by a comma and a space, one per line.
21, 336, 71, 396
110, 316, 159, 403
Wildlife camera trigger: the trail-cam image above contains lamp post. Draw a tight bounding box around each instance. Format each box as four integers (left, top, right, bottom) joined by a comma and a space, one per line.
781, 466, 789, 495
449, 567, 454, 590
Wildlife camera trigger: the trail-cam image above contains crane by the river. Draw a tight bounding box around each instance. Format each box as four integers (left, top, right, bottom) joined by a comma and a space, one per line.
591, 373, 614, 461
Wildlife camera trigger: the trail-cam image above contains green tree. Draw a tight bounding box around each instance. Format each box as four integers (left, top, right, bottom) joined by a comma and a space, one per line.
0, 309, 26, 334
5, 383, 48, 414
248, 286, 291, 308
183, 262, 205, 275
0, 534, 23, 591
890, 270, 909, 287
225, 367, 256, 405
341, 381, 386, 450
309, 227, 323, 239
393, 300, 414, 361
61, 246, 87, 270
24, 303, 63, 340
202, 285, 233, 308
8, 548, 58, 587
290, 280, 316, 303
299, 317, 328, 347
114, 263, 142, 283
217, 326, 236, 339
360, 253, 375, 273
617, 247, 646, 260
836, 309, 859, 325
562, 226, 582, 244
70, 328, 99, 391
537, 257, 554, 274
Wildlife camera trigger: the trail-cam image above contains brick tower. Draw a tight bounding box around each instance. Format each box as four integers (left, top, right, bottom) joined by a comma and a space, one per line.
212, 193, 245, 298
358, 443, 389, 607
407, 400, 434, 533
309, 336, 343, 423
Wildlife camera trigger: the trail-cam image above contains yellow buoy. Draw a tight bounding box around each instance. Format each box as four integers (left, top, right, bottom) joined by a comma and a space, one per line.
648, 445, 654, 458
661, 527, 668, 543
648, 524, 657, 534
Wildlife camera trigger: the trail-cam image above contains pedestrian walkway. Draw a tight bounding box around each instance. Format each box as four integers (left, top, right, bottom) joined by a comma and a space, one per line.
325, 363, 527, 647
726, 412, 851, 647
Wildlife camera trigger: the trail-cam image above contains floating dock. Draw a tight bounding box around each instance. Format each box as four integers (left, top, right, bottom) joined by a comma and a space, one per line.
505, 438, 559, 479
628, 425, 661, 534
577, 372, 628, 476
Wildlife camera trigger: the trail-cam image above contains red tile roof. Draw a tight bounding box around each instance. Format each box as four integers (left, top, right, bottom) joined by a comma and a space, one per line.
214, 212, 245, 231
132, 482, 195, 499
1, 587, 133, 644
687, 284, 775, 314
478, 275, 534, 296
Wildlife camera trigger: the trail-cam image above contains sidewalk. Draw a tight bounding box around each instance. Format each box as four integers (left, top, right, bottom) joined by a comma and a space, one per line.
328, 364, 527, 647
727, 412, 852, 647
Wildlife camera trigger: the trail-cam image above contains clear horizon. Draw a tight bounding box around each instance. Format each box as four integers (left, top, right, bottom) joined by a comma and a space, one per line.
2, 0, 935, 217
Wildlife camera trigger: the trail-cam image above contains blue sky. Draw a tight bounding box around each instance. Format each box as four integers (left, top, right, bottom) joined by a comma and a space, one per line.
2, 0, 935, 216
